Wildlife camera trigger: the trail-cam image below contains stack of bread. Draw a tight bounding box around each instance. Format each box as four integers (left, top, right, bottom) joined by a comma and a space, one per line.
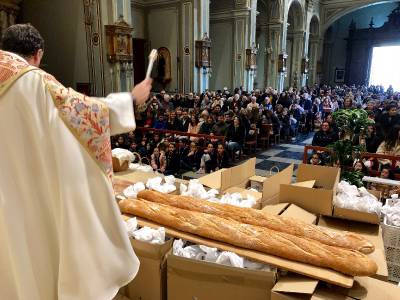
119, 190, 378, 277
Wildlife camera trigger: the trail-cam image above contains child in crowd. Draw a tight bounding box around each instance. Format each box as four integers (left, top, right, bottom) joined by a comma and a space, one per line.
150, 147, 166, 173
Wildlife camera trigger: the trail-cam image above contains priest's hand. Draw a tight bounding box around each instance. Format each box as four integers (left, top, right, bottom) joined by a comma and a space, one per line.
132, 78, 153, 105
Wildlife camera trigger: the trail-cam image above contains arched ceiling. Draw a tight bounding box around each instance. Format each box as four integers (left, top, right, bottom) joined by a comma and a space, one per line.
320, 0, 398, 32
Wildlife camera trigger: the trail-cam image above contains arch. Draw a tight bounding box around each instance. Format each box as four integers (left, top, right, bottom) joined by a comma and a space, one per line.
269, 0, 282, 21
309, 15, 320, 36
322, 0, 398, 33
287, 0, 304, 32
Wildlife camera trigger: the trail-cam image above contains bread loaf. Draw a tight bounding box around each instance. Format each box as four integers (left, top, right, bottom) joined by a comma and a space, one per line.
120, 199, 377, 276
137, 190, 374, 254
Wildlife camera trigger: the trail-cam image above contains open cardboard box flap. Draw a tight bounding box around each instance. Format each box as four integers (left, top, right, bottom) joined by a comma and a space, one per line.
199, 160, 293, 207
272, 275, 319, 294
281, 204, 317, 224
292, 180, 316, 188
272, 275, 399, 300
332, 207, 380, 225
279, 164, 340, 216
262, 203, 291, 215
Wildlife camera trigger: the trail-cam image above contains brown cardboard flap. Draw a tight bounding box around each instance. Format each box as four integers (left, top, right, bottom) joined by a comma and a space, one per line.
272, 275, 318, 294
281, 204, 317, 224
297, 164, 340, 190
332, 206, 380, 225
130, 238, 173, 260
293, 180, 316, 188
262, 203, 290, 215
346, 276, 399, 300
279, 184, 334, 216
250, 175, 267, 183
127, 217, 354, 288
198, 169, 224, 190
262, 164, 294, 201
230, 158, 256, 187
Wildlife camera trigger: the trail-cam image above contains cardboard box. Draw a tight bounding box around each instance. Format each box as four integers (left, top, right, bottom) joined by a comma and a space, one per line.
127, 204, 353, 288
124, 238, 173, 300
250, 175, 267, 192
167, 253, 277, 300
199, 159, 294, 208
280, 164, 340, 216
318, 216, 388, 281
271, 274, 399, 300
332, 189, 382, 225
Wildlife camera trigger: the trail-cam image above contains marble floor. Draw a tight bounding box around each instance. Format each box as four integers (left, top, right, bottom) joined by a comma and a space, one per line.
254, 133, 314, 177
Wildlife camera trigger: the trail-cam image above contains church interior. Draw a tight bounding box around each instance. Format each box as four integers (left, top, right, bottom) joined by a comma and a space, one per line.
2, 0, 400, 299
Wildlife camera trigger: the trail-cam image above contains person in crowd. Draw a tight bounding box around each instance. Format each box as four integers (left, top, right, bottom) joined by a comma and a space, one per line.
343, 97, 353, 109
353, 160, 368, 175
380, 166, 392, 179
180, 110, 190, 132
153, 113, 167, 129
376, 125, 400, 167
199, 115, 215, 134
312, 121, 339, 147
310, 153, 323, 166
188, 115, 201, 141
181, 142, 202, 172
198, 143, 217, 174
226, 116, 246, 154
378, 103, 400, 137
166, 111, 182, 131
215, 143, 230, 171
113, 135, 129, 149
211, 114, 228, 137
151, 147, 166, 173
164, 143, 180, 175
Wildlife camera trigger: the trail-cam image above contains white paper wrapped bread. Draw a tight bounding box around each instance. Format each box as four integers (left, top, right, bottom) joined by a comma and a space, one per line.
119, 198, 377, 276
137, 190, 375, 254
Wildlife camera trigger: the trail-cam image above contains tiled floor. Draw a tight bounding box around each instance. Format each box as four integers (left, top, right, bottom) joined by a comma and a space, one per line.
254, 133, 314, 177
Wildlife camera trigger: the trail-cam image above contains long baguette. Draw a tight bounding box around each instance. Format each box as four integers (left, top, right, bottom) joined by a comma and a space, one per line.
137, 190, 374, 254
120, 198, 377, 276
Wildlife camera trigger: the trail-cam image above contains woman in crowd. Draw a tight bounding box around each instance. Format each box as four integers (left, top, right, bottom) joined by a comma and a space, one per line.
166, 111, 182, 131
376, 125, 400, 167
188, 115, 201, 142
150, 147, 166, 173
198, 143, 217, 174
164, 143, 180, 175
312, 121, 339, 147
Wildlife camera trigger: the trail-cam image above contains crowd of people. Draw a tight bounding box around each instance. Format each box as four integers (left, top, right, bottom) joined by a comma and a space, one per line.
112, 84, 400, 177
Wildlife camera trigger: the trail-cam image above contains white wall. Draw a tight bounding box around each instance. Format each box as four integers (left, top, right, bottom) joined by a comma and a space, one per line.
132, 7, 145, 39
210, 21, 233, 90
21, 0, 89, 89
147, 7, 179, 92
324, 2, 398, 84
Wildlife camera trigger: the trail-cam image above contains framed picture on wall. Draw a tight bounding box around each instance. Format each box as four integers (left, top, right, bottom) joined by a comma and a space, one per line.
335, 69, 345, 83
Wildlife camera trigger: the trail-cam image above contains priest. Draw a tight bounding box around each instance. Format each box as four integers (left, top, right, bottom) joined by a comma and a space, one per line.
0, 24, 152, 299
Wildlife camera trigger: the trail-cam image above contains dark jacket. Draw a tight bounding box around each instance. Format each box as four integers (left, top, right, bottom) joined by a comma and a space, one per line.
211, 122, 228, 136
216, 151, 229, 170
312, 130, 339, 147
226, 125, 246, 146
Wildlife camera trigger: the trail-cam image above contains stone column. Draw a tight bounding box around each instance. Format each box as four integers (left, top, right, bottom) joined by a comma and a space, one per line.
288, 30, 304, 88
193, 0, 210, 93
308, 35, 319, 85
266, 21, 283, 90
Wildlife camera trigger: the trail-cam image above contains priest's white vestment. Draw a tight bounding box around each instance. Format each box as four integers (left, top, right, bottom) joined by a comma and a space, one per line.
0, 51, 139, 300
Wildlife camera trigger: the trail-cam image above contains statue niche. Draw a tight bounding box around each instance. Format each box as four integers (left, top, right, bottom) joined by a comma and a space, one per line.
155, 47, 172, 88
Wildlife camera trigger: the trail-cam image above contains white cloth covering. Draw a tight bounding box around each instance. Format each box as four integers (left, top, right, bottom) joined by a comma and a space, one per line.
0, 70, 139, 300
